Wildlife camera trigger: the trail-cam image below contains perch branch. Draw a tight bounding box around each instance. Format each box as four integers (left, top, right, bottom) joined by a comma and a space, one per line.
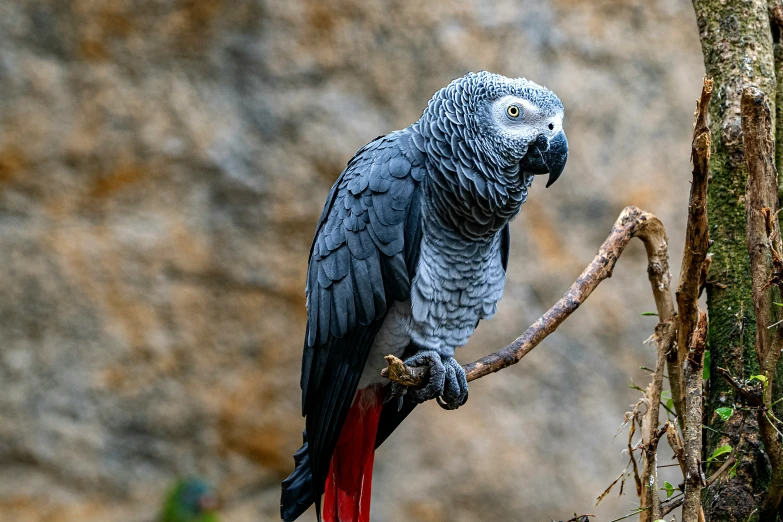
381, 205, 674, 386
674, 76, 713, 426
741, 85, 783, 520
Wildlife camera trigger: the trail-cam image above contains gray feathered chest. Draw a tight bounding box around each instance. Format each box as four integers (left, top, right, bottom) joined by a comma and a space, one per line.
359, 218, 508, 388
408, 215, 507, 356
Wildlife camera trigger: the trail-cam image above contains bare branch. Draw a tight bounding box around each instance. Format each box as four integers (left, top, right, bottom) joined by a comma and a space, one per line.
382, 206, 674, 385
715, 367, 762, 406
595, 469, 627, 507
706, 455, 736, 487
640, 327, 674, 522
675, 76, 713, 425
662, 496, 685, 517
641, 424, 668, 520
683, 311, 708, 522
743, 86, 778, 369
666, 421, 687, 477
666, 419, 706, 522
742, 85, 783, 520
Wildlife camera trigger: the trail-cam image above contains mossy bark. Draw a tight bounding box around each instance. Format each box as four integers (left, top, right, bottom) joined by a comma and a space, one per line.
692, 1, 777, 520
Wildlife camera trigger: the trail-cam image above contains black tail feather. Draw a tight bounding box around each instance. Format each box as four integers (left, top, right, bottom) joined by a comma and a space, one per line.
281, 431, 317, 522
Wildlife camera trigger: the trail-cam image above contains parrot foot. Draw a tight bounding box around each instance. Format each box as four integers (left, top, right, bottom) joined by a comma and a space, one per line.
389, 350, 468, 410
436, 356, 469, 410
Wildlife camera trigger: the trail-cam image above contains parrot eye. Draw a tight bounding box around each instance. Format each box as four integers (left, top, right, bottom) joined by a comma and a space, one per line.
506, 105, 521, 119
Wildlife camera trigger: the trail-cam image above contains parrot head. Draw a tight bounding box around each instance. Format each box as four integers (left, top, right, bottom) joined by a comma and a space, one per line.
159, 478, 220, 522
423, 70, 568, 188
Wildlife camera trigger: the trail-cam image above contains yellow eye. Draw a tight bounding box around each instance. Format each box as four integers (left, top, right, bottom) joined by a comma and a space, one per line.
506, 105, 521, 118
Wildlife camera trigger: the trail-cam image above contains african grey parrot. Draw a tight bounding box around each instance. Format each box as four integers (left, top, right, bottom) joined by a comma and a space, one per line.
281, 71, 567, 522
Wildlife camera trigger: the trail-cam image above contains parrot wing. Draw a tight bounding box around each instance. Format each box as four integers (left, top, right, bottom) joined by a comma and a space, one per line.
300, 131, 426, 498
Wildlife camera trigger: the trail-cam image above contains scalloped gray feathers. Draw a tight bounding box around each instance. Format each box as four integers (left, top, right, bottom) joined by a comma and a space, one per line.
414, 73, 539, 241
298, 131, 426, 506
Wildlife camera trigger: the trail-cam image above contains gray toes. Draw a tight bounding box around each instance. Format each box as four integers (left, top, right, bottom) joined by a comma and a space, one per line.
397, 350, 467, 409
437, 357, 468, 410
402, 350, 445, 404
411, 365, 445, 403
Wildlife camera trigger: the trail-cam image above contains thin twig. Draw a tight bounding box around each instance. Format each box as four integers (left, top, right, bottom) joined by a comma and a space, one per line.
608, 506, 650, 522
660, 401, 676, 417
706, 456, 736, 486
666, 421, 687, 477
706, 411, 745, 489
662, 495, 685, 517
715, 367, 763, 406
767, 412, 783, 441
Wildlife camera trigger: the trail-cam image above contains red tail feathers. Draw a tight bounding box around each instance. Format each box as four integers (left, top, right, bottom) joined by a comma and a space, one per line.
323, 385, 384, 522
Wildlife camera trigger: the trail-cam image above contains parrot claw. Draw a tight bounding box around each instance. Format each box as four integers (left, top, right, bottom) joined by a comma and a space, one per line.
437, 357, 469, 410
386, 383, 407, 412
397, 350, 468, 409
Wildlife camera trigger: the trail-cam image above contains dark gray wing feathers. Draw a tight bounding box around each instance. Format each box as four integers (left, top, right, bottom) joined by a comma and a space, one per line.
299, 131, 425, 499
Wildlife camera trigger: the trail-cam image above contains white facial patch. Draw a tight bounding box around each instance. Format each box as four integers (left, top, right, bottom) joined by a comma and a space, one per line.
490, 95, 563, 139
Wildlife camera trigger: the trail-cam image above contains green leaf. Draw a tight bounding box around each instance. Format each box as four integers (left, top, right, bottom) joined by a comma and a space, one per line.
640, 312, 659, 316
729, 460, 739, 479
703, 350, 711, 380
663, 481, 674, 498
750, 374, 768, 386
661, 390, 674, 411
715, 407, 733, 421
774, 302, 783, 307
708, 444, 732, 462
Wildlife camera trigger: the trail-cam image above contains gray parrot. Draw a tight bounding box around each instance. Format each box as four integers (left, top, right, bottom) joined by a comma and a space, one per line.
281, 71, 567, 522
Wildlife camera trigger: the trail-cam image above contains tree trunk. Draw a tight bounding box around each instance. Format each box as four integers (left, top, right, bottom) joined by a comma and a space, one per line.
692, 1, 778, 520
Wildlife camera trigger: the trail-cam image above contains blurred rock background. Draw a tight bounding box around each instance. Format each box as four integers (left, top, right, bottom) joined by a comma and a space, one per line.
0, 0, 704, 520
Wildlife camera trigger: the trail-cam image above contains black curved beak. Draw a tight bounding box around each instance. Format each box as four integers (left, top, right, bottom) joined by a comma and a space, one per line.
519, 130, 568, 188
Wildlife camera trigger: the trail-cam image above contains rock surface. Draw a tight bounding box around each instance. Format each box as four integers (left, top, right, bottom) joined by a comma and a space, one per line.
0, 0, 702, 520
